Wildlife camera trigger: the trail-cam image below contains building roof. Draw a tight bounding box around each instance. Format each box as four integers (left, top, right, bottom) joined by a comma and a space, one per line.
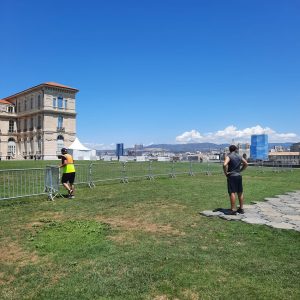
44, 82, 77, 90
0, 99, 11, 105
3, 82, 79, 100
269, 152, 300, 156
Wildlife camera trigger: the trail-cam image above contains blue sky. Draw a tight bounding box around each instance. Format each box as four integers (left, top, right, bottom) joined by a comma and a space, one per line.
1, 0, 299, 149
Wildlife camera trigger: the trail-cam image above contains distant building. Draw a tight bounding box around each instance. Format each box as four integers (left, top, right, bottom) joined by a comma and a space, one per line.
116, 143, 124, 158
134, 144, 144, 156
250, 134, 268, 160
237, 143, 250, 160
290, 142, 300, 152
269, 152, 300, 165
273, 145, 285, 152
0, 82, 78, 160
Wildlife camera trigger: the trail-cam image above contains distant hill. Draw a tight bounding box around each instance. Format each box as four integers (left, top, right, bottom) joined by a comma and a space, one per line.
143, 143, 229, 153
268, 143, 292, 150
142, 142, 293, 153
97, 142, 293, 155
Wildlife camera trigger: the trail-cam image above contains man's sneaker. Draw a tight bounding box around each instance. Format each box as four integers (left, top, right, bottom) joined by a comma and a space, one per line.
237, 208, 244, 214
225, 209, 237, 215
68, 194, 75, 199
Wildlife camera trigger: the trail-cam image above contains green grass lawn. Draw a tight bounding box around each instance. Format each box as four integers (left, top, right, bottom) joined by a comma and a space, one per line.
0, 162, 300, 299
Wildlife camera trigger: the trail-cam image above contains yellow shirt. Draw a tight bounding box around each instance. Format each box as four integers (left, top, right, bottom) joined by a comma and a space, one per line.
62, 154, 75, 173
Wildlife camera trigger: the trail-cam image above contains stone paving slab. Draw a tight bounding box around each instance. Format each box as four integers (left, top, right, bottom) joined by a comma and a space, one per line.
219, 214, 243, 221
200, 210, 223, 217
268, 222, 296, 230
200, 191, 300, 232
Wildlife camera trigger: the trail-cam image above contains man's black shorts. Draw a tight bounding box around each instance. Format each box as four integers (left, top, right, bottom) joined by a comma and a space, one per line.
227, 175, 243, 194
61, 172, 75, 184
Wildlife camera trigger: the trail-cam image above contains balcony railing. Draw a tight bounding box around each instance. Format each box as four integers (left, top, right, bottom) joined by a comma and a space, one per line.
57, 127, 65, 132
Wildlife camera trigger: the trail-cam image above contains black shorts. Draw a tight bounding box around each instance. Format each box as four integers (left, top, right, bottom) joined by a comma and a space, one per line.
61, 172, 75, 184
227, 175, 243, 194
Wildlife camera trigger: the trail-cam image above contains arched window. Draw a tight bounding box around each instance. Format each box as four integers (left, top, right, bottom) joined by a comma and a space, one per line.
57, 135, 64, 153
8, 138, 16, 157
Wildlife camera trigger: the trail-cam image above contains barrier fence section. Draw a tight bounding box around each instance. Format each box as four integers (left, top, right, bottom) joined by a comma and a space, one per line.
249, 161, 293, 173
0, 161, 297, 201
0, 168, 46, 200
45, 166, 62, 200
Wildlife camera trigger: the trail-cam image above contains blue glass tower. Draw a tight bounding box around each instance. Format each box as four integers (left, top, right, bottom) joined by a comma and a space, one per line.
250, 134, 268, 160
116, 143, 124, 158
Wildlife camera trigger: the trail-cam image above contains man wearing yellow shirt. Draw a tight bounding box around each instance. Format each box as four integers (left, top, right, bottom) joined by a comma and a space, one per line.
59, 148, 76, 199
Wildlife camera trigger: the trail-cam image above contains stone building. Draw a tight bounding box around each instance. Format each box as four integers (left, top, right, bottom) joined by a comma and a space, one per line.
0, 82, 78, 160
268, 152, 300, 165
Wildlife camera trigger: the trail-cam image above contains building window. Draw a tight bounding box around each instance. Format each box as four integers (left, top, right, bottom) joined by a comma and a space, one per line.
57, 135, 64, 153
37, 115, 42, 129
53, 98, 57, 108
17, 120, 20, 132
8, 120, 14, 132
38, 95, 41, 109
30, 118, 34, 130
64, 99, 67, 109
23, 119, 27, 132
37, 136, 42, 153
8, 106, 13, 113
31, 98, 33, 109
57, 115, 63, 129
24, 99, 27, 111
58, 96, 63, 109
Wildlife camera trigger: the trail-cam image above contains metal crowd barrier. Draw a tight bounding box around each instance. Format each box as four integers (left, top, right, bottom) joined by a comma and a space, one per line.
1, 160, 294, 201
249, 161, 294, 173
0, 168, 46, 200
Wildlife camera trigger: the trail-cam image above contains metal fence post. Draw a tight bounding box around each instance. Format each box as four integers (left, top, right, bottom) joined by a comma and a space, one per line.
169, 160, 176, 178
206, 161, 211, 175
88, 163, 95, 188
147, 161, 154, 180
121, 162, 128, 183
45, 166, 62, 200
189, 161, 194, 176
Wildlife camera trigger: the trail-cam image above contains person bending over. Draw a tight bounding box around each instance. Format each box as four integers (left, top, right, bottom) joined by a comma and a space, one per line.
59, 148, 76, 199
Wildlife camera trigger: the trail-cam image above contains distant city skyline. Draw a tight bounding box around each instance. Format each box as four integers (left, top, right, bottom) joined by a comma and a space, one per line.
1, 0, 299, 150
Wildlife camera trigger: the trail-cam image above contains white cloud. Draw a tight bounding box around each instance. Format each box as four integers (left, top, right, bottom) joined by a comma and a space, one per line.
83, 142, 115, 150
176, 129, 204, 143
175, 125, 299, 144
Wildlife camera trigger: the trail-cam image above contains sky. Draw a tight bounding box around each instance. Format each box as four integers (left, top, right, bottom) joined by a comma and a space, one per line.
0, 0, 299, 149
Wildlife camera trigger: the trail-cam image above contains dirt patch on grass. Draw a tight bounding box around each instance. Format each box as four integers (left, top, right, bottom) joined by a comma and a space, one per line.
0, 240, 39, 266
25, 211, 67, 229
0, 240, 40, 286
0, 272, 15, 285
153, 296, 170, 300
94, 215, 185, 237
182, 289, 199, 300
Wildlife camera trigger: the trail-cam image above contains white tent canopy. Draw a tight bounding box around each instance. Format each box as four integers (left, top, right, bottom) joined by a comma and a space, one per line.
67, 137, 96, 160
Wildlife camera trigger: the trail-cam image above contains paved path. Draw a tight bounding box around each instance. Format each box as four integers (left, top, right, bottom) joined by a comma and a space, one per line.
200, 190, 300, 232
